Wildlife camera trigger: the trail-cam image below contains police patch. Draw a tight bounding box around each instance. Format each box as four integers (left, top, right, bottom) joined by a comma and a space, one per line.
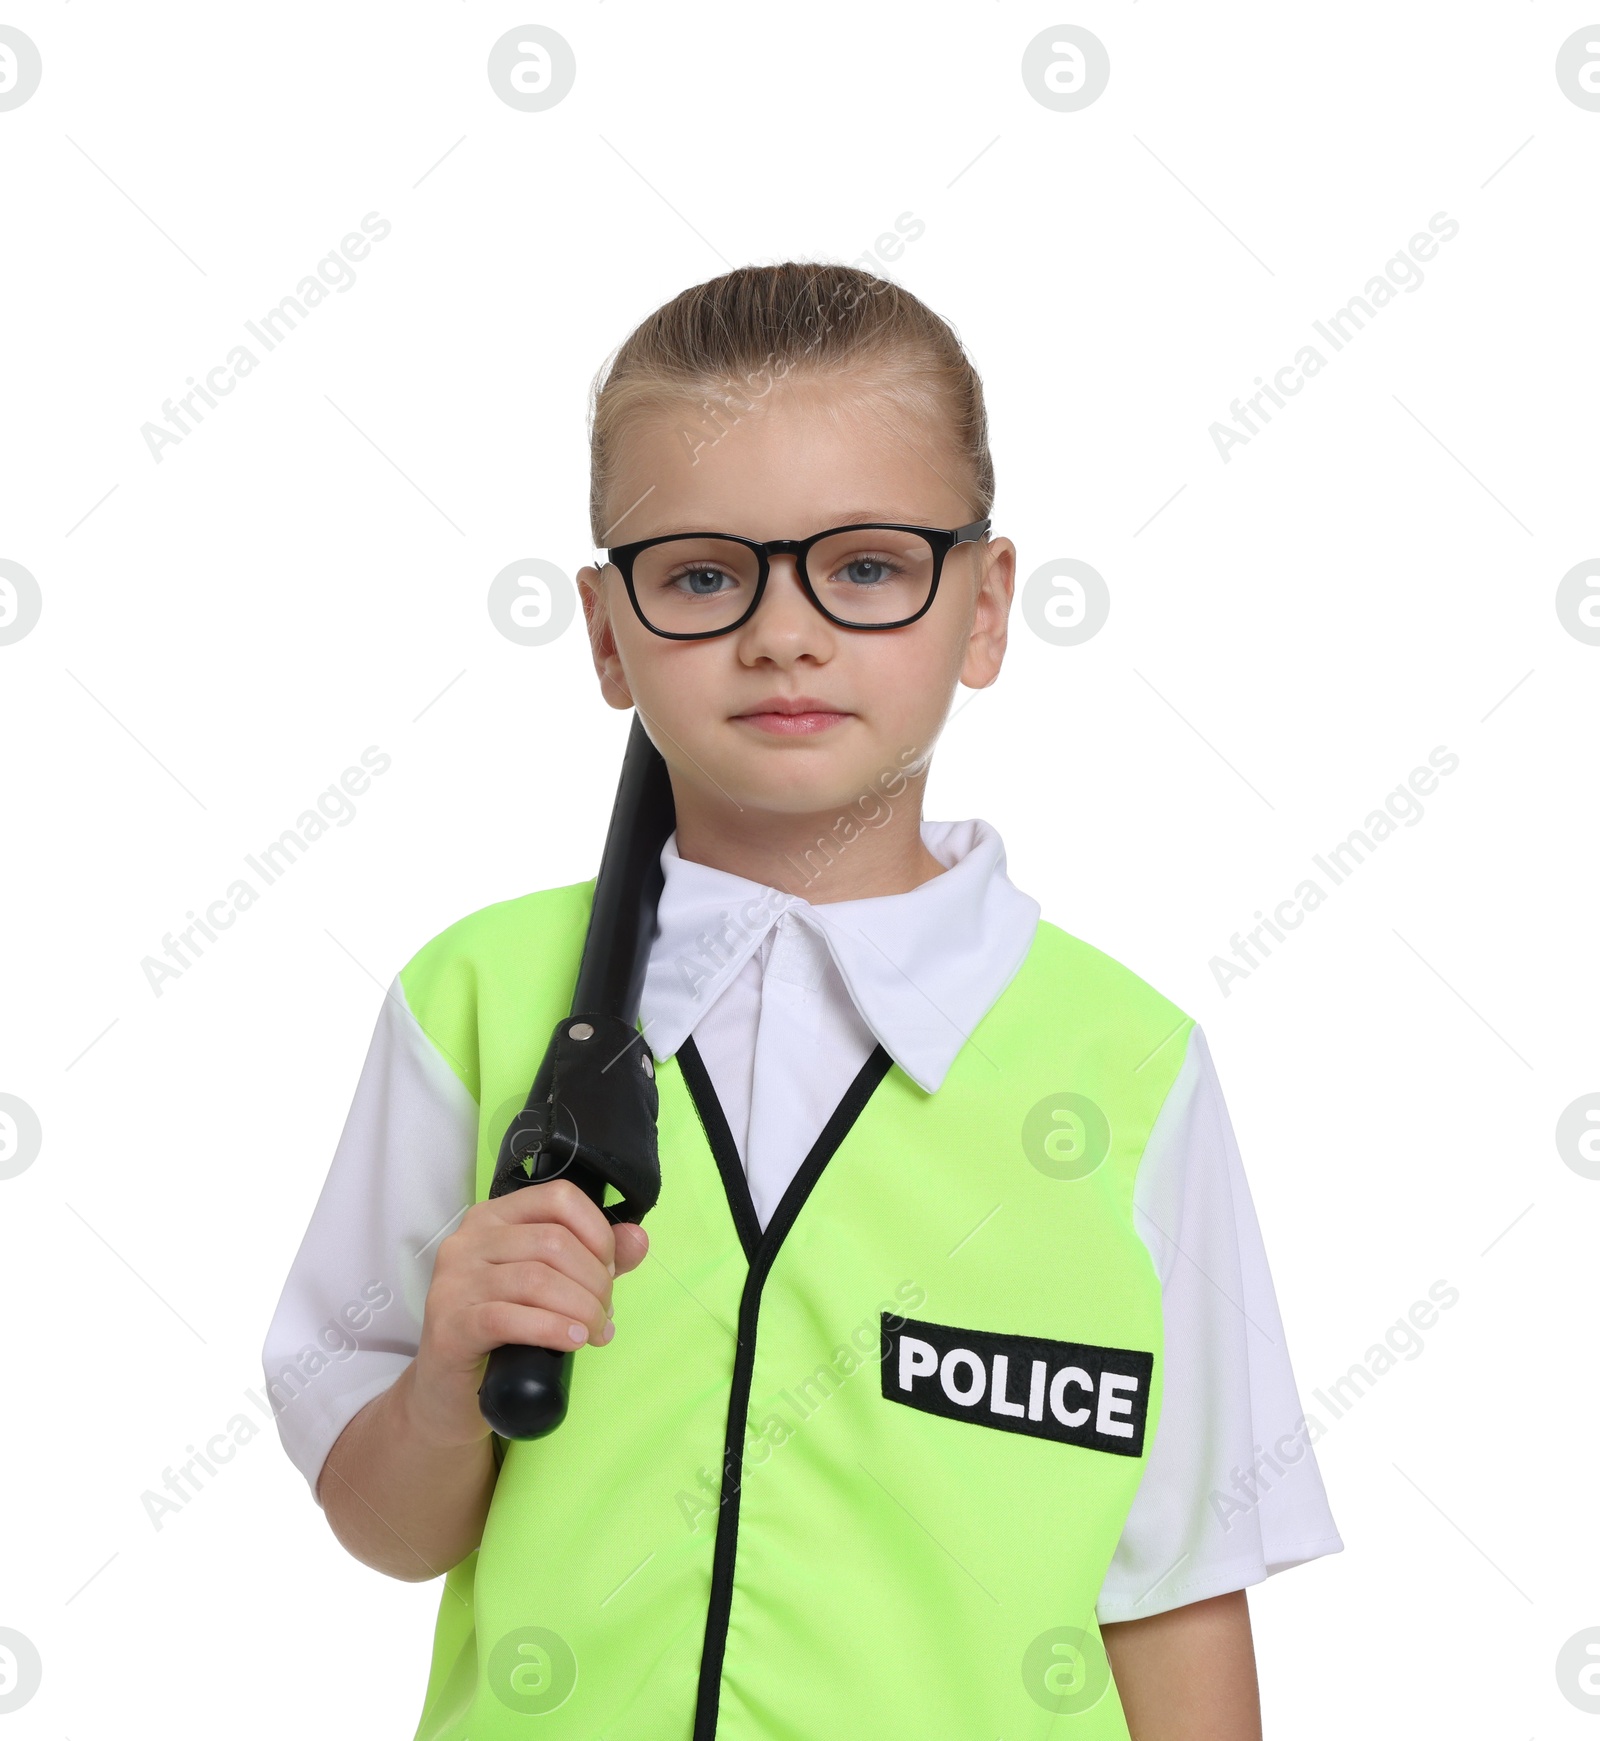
880, 1313, 1154, 1457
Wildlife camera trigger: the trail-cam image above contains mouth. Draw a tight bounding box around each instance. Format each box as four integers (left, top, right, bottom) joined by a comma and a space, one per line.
731, 695, 853, 737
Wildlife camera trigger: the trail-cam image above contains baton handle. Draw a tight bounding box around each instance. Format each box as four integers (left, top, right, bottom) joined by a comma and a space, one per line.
479, 1338, 573, 1440
478, 1141, 609, 1440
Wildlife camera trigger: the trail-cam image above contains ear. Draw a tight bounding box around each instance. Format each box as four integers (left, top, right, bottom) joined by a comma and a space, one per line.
958, 536, 1015, 691
577, 565, 635, 711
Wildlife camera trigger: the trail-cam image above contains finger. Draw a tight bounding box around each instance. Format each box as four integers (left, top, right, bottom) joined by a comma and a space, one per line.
474, 1298, 611, 1357
486, 1260, 612, 1340
488, 1176, 617, 1272
475, 1217, 613, 1304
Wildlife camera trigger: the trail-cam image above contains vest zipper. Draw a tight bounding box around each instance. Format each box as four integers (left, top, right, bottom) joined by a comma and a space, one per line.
676, 1035, 895, 1741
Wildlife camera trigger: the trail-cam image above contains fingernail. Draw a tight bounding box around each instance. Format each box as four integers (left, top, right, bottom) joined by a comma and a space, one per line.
601, 1320, 615, 1343
607, 1260, 616, 1276
568, 1323, 587, 1345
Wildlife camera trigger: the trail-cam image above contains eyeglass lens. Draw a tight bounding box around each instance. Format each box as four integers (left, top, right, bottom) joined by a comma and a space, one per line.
630, 527, 938, 634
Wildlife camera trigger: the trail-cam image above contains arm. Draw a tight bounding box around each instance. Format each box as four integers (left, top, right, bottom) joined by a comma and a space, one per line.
1096, 1025, 1342, 1732
318, 1180, 648, 1580
317, 1361, 498, 1580
1101, 1590, 1261, 1741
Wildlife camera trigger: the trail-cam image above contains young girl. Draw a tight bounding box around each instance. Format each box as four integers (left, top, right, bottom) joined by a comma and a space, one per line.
263, 263, 1341, 1739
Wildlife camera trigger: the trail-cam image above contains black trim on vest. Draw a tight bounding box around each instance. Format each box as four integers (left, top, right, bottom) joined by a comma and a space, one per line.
678, 1033, 896, 1741
676, 1035, 764, 1263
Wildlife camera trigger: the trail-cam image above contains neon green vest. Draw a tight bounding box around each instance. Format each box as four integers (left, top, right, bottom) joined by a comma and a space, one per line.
402, 881, 1194, 1739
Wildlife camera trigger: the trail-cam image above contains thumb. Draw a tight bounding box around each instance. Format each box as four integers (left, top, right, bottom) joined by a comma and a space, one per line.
612, 1220, 651, 1276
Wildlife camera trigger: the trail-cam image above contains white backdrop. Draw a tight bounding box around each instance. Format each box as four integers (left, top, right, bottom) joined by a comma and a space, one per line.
2, 3, 1597, 1734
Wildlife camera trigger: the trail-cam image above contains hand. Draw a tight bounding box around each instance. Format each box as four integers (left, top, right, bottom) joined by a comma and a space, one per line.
406, 1177, 650, 1450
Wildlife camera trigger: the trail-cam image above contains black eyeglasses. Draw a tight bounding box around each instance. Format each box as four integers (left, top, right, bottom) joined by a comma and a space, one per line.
602, 518, 991, 640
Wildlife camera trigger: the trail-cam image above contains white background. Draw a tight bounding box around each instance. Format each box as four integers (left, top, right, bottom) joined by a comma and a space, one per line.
2, 3, 1597, 1734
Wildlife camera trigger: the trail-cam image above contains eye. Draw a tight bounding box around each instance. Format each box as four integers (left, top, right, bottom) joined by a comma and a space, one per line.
663, 564, 737, 597
828, 552, 904, 589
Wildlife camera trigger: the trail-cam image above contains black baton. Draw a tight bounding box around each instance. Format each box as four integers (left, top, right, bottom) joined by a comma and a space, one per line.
477, 713, 676, 1439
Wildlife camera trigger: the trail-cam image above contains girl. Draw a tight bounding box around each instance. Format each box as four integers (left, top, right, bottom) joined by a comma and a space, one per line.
263, 262, 1341, 1739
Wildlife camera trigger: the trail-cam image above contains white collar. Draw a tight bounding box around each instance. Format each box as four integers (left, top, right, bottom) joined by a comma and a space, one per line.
639, 818, 1041, 1093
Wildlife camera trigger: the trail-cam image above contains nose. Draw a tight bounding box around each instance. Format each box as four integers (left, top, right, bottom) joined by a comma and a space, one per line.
736, 554, 832, 653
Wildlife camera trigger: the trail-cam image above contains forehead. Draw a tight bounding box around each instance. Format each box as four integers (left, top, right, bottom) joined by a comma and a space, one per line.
604, 375, 975, 544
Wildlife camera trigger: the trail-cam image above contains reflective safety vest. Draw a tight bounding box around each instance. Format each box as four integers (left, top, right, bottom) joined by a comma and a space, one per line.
403, 880, 1194, 1740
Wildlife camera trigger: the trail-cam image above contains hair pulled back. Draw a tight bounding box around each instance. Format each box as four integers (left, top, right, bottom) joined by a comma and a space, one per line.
587, 262, 993, 546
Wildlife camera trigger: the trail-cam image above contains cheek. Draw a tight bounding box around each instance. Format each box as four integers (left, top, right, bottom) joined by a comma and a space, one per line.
859, 631, 961, 709
626, 643, 725, 718
607, 602, 672, 672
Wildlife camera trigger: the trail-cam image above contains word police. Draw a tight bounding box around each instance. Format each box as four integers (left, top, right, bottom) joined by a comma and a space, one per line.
881, 1314, 1153, 1458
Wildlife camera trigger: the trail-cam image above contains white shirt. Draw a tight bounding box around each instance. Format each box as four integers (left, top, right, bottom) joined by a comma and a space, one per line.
641, 819, 1042, 1223
262, 818, 1342, 1620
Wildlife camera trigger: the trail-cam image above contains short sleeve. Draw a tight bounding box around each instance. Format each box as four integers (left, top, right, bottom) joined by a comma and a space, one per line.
1096, 1025, 1343, 1622
259, 975, 478, 1504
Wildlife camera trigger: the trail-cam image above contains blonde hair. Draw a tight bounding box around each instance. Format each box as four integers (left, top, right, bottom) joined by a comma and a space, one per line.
587, 262, 994, 547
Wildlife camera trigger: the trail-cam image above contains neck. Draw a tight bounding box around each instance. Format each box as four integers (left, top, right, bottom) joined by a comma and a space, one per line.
671, 780, 947, 904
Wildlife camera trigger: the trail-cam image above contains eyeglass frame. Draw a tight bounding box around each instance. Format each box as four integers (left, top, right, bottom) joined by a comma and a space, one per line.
599, 517, 992, 640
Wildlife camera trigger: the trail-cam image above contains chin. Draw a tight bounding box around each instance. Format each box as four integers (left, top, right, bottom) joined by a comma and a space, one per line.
740, 758, 893, 820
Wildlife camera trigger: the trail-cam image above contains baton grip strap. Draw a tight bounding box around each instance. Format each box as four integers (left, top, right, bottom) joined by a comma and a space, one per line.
489, 1012, 662, 1226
